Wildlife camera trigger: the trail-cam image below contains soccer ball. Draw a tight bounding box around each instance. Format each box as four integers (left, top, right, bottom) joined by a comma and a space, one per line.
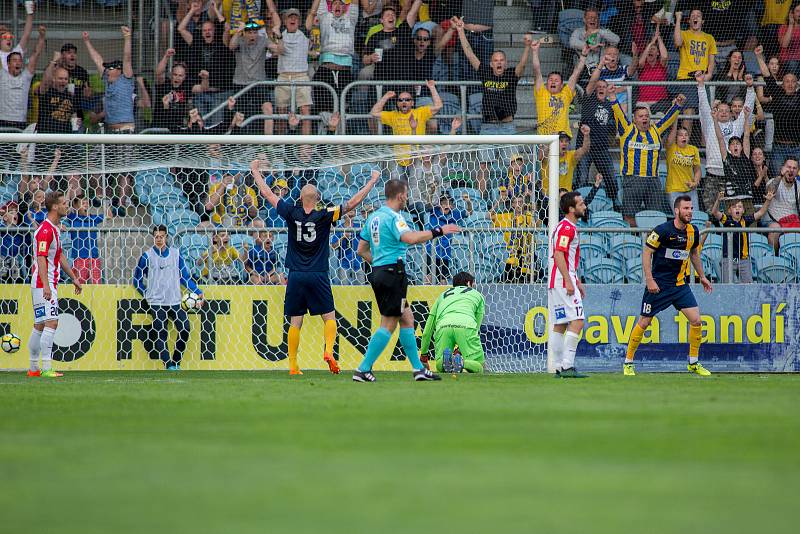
181, 292, 201, 311
1, 333, 21, 354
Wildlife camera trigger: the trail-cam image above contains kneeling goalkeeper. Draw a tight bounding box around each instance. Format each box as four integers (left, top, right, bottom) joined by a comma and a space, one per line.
420, 272, 486, 373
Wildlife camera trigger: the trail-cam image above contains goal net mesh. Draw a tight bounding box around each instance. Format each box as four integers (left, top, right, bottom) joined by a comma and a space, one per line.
0, 136, 556, 373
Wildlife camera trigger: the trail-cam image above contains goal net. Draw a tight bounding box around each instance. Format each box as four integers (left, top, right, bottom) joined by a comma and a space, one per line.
0, 134, 559, 373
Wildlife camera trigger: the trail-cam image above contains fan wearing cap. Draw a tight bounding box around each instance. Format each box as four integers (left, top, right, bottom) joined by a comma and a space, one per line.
540, 126, 592, 195
713, 105, 758, 215
83, 27, 136, 133
0, 4, 34, 72
0, 25, 44, 131
228, 17, 275, 132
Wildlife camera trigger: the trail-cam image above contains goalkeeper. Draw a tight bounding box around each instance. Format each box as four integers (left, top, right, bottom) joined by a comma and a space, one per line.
420, 272, 486, 373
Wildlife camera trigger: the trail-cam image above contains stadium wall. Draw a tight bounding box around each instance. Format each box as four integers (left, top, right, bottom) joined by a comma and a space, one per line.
0, 284, 795, 372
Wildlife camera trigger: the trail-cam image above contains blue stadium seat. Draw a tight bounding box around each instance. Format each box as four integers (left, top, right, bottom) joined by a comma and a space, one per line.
756, 256, 795, 283
609, 234, 642, 262
451, 187, 483, 203
583, 257, 625, 284
701, 242, 723, 264
181, 233, 209, 250
779, 243, 800, 269
406, 246, 426, 283
701, 253, 719, 281
134, 168, 173, 206
635, 210, 669, 230
587, 196, 614, 212
779, 233, 800, 248
703, 233, 723, 248
625, 257, 643, 283
230, 233, 255, 251
464, 211, 491, 228
691, 211, 710, 225
166, 210, 201, 236
579, 233, 608, 258
589, 210, 623, 226
750, 240, 774, 259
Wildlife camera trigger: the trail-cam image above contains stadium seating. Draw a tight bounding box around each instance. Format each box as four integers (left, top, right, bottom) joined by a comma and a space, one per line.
589, 210, 628, 228
583, 257, 625, 284
625, 257, 643, 284
755, 256, 796, 283
609, 234, 642, 263
634, 211, 669, 230
230, 233, 255, 251
580, 234, 608, 258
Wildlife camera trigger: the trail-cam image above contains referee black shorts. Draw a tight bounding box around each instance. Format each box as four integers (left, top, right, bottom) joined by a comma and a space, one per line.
368, 262, 409, 317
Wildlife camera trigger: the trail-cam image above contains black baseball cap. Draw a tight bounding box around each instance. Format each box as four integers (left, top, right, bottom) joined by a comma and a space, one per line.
61, 43, 77, 53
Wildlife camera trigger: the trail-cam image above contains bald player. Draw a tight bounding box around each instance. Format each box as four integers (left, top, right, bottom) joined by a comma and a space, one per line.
250, 160, 380, 375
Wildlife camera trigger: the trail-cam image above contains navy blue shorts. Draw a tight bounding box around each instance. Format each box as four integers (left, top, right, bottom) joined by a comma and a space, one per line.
284, 271, 335, 317
640, 284, 698, 317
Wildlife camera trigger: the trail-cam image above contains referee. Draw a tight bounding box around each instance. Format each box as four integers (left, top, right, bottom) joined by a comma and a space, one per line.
354, 179, 461, 382
133, 225, 204, 370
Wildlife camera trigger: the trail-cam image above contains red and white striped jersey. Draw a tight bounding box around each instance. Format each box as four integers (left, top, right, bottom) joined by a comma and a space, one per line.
31, 218, 61, 290
548, 218, 580, 289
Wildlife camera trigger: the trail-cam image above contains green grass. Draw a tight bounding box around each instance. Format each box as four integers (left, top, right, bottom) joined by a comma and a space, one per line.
1, 372, 798, 534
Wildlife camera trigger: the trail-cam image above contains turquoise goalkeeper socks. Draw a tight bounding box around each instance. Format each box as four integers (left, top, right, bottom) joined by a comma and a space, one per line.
359, 328, 392, 372
398, 328, 423, 371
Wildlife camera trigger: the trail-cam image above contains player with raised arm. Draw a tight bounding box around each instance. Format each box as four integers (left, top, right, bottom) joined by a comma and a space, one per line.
250, 159, 379, 375
354, 179, 460, 382
624, 195, 713, 376
28, 191, 82, 378
548, 192, 588, 378
420, 271, 486, 374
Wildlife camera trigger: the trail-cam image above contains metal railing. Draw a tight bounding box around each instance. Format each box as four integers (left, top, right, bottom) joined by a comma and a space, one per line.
3, 224, 799, 287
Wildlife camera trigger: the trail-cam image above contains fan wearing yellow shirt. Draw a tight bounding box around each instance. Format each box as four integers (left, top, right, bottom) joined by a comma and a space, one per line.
370, 80, 443, 178
531, 40, 587, 137
673, 9, 717, 139
541, 126, 592, 194
665, 122, 701, 211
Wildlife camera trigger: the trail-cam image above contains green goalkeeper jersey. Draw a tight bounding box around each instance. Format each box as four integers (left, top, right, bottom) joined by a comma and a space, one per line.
420, 286, 485, 354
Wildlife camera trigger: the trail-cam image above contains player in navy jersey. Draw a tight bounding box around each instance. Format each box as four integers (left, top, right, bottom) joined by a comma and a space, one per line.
624, 195, 713, 376
250, 159, 380, 375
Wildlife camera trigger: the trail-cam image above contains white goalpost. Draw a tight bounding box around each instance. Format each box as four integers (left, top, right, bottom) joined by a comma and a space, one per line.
0, 133, 560, 373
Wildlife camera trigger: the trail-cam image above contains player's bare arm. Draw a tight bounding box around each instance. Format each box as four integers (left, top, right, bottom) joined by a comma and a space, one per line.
689, 248, 712, 293
399, 224, 460, 245
554, 250, 575, 295
59, 254, 82, 295
642, 247, 660, 294
342, 170, 381, 214
249, 160, 280, 208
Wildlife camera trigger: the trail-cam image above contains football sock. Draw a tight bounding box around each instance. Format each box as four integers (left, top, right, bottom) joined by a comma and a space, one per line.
563, 331, 581, 369
323, 319, 336, 355
550, 330, 565, 371
688, 324, 701, 364
398, 328, 423, 371
359, 327, 391, 372
28, 328, 42, 371
40, 327, 56, 371
288, 325, 301, 372
625, 323, 645, 363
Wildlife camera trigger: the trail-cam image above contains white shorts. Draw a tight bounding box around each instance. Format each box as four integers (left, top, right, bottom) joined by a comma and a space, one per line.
31, 287, 59, 324
548, 286, 584, 325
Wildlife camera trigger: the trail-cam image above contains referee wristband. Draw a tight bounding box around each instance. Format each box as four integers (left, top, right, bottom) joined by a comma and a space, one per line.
431, 227, 444, 239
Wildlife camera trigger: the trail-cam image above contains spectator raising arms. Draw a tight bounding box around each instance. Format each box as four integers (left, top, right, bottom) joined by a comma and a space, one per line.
540, 127, 592, 195
608, 85, 685, 226
153, 49, 191, 132
0, 4, 34, 70
665, 121, 701, 212
576, 79, 618, 205
531, 39, 586, 138
307, 0, 360, 113
636, 25, 670, 112
674, 10, 717, 140
0, 26, 45, 131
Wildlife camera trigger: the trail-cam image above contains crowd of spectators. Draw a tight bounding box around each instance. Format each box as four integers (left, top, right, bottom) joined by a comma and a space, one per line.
1, 1, 800, 285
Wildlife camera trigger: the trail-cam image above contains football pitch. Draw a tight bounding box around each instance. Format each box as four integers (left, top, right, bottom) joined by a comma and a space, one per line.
1, 372, 797, 534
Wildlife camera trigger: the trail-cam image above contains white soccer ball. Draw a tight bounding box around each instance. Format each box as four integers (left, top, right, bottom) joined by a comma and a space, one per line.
1, 333, 21, 354
181, 292, 201, 311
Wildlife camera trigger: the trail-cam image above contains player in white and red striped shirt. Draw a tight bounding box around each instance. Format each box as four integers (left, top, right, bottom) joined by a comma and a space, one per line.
548, 191, 588, 378
28, 191, 82, 378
